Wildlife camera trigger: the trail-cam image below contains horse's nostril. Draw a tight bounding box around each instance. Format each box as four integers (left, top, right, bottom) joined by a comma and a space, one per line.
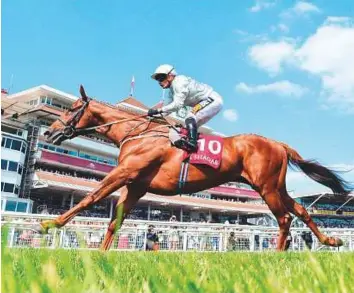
44, 130, 50, 136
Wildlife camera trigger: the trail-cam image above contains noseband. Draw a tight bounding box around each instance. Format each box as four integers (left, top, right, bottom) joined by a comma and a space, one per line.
58, 99, 91, 138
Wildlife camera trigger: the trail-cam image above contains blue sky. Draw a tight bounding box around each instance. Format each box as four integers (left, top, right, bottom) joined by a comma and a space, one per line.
2, 0, 354, 194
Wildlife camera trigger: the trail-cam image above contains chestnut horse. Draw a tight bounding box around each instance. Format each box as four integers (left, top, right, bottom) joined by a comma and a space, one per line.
39, 86, 352, 251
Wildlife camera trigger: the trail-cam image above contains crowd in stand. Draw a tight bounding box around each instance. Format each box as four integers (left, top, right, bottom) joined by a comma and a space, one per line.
36, 167, 103, 182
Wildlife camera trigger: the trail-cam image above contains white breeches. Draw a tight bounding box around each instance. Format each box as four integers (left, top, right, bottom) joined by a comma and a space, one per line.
186, 91, 223, 126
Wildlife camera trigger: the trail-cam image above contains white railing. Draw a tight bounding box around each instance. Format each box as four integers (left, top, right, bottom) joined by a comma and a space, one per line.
1, 212, 353, 252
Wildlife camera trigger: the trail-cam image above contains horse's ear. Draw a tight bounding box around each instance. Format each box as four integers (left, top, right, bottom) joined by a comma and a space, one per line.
80, 85, 88, 101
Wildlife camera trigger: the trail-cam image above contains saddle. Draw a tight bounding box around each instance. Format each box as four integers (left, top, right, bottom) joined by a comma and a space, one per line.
169, 127, 224, 193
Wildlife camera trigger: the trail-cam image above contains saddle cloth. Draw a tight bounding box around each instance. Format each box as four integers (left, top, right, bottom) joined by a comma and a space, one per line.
169, 128, 223, 169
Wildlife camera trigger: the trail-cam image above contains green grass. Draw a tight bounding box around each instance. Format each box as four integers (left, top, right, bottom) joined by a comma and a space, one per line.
2, 245, 354, 293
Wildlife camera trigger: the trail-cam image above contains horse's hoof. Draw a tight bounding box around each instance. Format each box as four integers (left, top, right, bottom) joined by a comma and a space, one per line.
32, 220, 54, 234
324, 237, 343, 247
31, 223, 47, 234
334, 238, 344, 247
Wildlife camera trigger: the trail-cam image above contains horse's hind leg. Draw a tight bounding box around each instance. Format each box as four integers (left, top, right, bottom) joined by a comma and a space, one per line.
281, 188, 343, 247
261, 189, 293, 251
101, 185, 145, 251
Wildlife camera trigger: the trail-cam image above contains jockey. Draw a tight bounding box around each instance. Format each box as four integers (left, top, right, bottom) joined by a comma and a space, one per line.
148, 64, 223, 152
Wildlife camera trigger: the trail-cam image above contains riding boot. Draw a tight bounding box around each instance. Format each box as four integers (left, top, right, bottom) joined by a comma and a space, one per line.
174, 117, 198, 153
185, 117, 198, 152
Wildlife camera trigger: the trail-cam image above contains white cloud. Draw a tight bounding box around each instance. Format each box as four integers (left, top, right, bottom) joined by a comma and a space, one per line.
280, 1, 321, 20
234, 29, 269, 43
250, 0, 276, 12
278, 23, 289, 33
295, 19, 354, 112
223, 109, 238, 122
270, 24, 290, 33
281, 1, 320, 18
293, 1, 320, 14
248, 41, 295, 74
248, 17, 354, 113
236, 81, 307, 98
325, 16, 352, 25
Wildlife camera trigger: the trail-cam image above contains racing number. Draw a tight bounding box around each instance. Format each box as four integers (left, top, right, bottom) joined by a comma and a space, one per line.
198, 138, 222, 154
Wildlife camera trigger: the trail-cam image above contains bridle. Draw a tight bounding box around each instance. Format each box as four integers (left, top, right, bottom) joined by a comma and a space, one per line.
57, 98, 91, 139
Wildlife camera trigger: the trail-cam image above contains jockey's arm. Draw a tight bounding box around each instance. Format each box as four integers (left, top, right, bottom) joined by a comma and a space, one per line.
161, 76, 189, 114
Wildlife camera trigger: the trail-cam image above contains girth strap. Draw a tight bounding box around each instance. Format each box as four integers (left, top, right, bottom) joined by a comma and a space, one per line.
178, 157, 190, 195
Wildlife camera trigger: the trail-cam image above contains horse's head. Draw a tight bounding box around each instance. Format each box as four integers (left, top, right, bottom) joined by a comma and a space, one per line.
44, 85, 93, 145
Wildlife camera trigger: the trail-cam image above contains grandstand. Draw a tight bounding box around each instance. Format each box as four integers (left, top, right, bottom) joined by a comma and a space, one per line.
1, 85, 353, 230
293, 192, 354, 228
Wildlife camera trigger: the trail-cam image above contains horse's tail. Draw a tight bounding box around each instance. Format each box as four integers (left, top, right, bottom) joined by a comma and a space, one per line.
280, 142, 353, 196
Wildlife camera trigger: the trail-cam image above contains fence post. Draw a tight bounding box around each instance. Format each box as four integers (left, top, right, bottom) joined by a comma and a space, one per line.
58, 228, 64, 248
183, 232, 187, 251
223, 227, 228, 252
250, 231, 255, 252
218, 232, 223, 252
134, 228, 138, 250
8, 227, 16, 247
142, 225, 147, 251
51, 229, 57, 249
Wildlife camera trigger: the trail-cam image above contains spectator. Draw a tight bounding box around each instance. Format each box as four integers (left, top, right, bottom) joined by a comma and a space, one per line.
227, 232, 237, 251
146, 225, 159, 251
301, 231, 313, 250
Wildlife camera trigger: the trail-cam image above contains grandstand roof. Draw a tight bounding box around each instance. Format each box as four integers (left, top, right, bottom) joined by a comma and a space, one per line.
293, 191, 354, 199
7, 85, 78, 102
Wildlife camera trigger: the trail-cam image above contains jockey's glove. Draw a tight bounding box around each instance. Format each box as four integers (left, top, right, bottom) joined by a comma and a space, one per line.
147, 108, 162, 117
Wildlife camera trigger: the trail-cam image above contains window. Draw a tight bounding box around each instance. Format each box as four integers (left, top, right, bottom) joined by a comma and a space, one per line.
5, 138, 12, 148
38, 143, 44, 148
5, 200, 17, 212
1, 125, 17, 135
18, 165, 23, 175
3, 183, 14, 193
11, 140, 21, 151
41, 96, 46, 104
21, 143, 26, 154
2, 137, 25, 152
68, 150, 77, 156
14, 186, 19, 195
1, 182, 4, 191
17, 202, 28, 213
1, 160, 7, 170
56, 148, 64, 153
48, 146, 55, 151
17, 130, 23, 136
8, 161, 18, 172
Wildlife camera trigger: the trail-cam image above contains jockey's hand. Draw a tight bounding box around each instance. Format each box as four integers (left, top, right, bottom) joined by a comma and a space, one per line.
147, 108, 162, 117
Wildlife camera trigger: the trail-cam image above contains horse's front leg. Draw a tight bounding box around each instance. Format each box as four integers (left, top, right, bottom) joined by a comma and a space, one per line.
38, 162, 141, 233
101, 184, 146, 251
